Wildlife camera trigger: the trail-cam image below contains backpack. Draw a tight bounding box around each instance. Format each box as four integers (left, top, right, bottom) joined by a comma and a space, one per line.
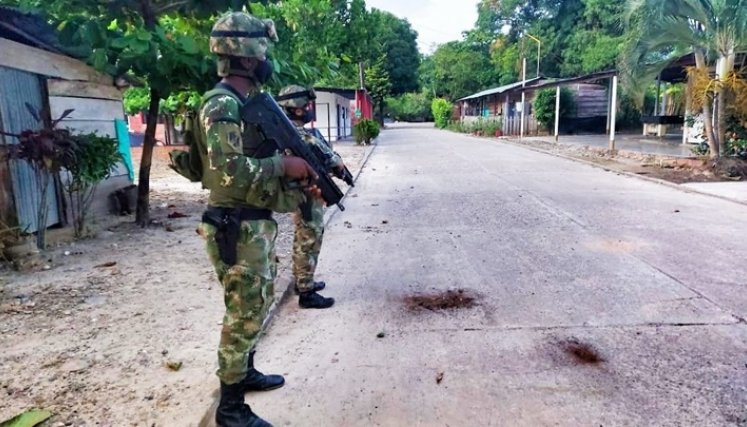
168, 87, 239, 185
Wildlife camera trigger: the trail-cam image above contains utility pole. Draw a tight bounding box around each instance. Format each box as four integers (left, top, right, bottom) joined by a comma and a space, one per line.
609, 75, 619, 151
520, 57, 527, 139
358, 62, 365, 90
526, 33, 541, 77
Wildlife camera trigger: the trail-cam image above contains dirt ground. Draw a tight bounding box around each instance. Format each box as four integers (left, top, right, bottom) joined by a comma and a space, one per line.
0, 140, 371, 426
501, 137, 747, 184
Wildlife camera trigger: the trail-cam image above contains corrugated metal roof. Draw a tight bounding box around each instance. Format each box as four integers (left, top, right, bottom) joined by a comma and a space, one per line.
456, 77, 545, 102
0, 5, 86, 58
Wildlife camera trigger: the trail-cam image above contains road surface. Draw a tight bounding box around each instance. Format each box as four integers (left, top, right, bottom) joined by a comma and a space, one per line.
249, 123, 747, 426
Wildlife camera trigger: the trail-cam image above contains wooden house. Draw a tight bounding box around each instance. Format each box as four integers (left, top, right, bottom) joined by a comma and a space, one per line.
0, 7, 134, 240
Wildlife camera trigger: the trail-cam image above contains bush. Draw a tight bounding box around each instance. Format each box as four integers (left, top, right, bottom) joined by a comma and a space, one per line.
726, 138, 747, 159
354, 119, 380, 145
447, 120, 467, 133
385, 92, 434, 122
533, 87, 575, 130
447, 118, 502, 136
0, 221, 20, 261
431, 98, 452, 129
63, 132, 122, 238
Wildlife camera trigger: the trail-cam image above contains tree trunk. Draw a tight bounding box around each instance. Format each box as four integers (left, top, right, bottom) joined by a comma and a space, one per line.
135, 0, 157, 227
135, 88, 160, 226
35, 171, 50, 249
163, 114, 172, 146
716, 51, 736, 156
694, 49, 719, 159
378, 100, 384, 126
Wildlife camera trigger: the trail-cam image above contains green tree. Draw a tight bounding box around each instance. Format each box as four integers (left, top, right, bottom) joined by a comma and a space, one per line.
5, 0, 229, 225
366, 55, 393, 124
385, 91, 434, 122
621, 0, 747, 158
533, 87, 575, 130
251, 0, 342, 88
368, 9, 420, 95
560, 0, 625, 76
431, 40, 496, 101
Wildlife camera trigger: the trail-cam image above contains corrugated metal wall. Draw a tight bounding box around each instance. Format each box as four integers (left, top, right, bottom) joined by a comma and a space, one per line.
0, 66, 60, 233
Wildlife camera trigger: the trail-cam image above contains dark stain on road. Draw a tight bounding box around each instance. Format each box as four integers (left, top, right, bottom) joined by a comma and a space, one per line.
560, 339, 605, 365
404, 289, 477, 312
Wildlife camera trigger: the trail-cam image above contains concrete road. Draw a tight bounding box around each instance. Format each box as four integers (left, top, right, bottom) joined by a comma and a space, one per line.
250, 124, 747, 427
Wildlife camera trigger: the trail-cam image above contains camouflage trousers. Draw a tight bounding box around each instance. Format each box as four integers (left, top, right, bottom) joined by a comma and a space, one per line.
291, 198, 325, 292
199, 218, 278, 385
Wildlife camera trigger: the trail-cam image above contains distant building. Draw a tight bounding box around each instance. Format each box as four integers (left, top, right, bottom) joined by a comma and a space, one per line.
309, 87, 373, 143
457, 75, 610, 136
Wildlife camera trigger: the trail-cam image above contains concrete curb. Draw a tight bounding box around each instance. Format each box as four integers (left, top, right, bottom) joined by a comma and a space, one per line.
467, 134, 747, 208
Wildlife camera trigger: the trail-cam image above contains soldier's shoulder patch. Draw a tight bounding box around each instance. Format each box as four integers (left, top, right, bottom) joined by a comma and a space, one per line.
201, 95, 242, 127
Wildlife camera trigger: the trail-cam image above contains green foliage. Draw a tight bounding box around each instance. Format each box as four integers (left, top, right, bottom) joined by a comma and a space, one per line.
0, 409, 52, 427
385, 92, 433, 122
124, 88, 201, 116
0, 220, 20, 262
123, 87, 150, 116
353, 119, 380, 145
726, 138, 747, 159
447, 118, 502, 136
365, 55, 393, 123
431, 98, 453, 129
63, 132, 122, 238
533, 88, 576, 130
250, 0, 341, 88
431, 40, 496, 101
367, 9, 420, 95
313, 1, 420, 95
620, 0, 747, 158
689, 142, 711, 156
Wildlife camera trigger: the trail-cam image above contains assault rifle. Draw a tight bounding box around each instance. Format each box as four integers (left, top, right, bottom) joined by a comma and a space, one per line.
306, 128, 355, 186
240, 92, 348, 211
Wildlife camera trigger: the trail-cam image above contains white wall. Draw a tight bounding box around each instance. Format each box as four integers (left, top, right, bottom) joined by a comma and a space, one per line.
47, 80, 133, 222
310, 91, 353, 142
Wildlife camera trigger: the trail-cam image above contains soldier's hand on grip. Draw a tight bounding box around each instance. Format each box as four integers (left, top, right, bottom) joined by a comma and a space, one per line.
282, 156, 318, 181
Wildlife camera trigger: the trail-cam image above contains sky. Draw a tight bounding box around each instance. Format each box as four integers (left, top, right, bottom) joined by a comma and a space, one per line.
365, 0, 480, 54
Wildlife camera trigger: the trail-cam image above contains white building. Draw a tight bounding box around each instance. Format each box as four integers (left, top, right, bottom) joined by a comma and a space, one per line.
307, 88, 355, 142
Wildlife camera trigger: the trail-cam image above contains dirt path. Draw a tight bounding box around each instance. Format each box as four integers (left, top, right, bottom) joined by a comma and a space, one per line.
0, 140, 372, 426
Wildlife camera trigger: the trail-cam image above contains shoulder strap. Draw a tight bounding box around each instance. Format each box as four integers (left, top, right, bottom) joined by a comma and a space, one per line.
201, 87, 240, 104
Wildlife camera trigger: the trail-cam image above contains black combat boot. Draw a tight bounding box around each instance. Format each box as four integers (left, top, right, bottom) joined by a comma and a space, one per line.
298, 290, 335, 309
215, 381, 272, 427
293, 280, 326, 294
239, 351, 285, 392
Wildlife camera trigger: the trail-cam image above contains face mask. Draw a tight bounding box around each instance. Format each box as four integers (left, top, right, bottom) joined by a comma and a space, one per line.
253, 59, 274, 84
301, 109, 316, 124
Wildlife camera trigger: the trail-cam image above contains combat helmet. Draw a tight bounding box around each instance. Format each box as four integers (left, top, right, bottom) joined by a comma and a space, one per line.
210, 12, 278, 60
277, 85, 317, 109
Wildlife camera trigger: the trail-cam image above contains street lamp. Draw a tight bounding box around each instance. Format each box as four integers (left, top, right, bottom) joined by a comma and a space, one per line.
525, 33, 541, 78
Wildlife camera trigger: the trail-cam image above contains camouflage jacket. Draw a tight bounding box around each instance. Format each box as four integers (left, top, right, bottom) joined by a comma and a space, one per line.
200, 88, 305, 212
294, 124, 343, 169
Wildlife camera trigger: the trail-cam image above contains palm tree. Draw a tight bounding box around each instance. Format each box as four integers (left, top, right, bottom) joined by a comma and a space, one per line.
621, 0, 747, 159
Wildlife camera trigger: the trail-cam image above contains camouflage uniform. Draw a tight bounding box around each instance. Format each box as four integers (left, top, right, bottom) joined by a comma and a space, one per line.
277, 85, 344, 293
197, 13, 304, 388
291, 128, 343, 292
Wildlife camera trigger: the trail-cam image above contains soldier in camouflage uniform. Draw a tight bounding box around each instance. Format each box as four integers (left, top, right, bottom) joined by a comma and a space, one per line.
196, 12, 320, 427
277, 85, 347, 310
